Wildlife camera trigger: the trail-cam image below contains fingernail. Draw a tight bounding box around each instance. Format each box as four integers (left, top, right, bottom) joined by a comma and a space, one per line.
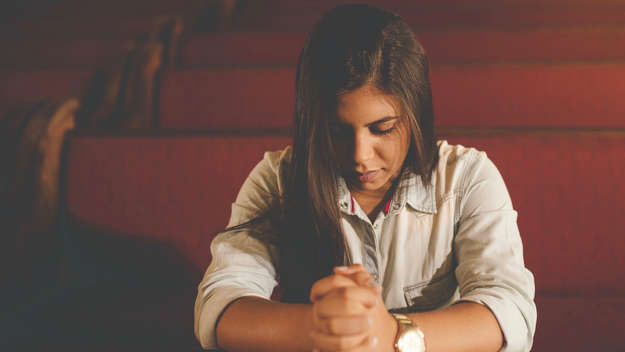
335, 266, 349, 272
367, 316, 373, 327
370, 336, 379, 346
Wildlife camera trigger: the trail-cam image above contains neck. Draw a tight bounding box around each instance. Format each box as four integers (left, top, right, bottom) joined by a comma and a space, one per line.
349, 181, 397, 222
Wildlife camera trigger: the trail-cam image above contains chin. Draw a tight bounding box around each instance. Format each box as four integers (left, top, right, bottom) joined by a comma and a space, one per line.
363, 179, 391, 192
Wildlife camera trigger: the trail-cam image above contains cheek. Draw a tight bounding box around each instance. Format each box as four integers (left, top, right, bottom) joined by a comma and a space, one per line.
384, 132, 410, 165
383, 142, 410, 174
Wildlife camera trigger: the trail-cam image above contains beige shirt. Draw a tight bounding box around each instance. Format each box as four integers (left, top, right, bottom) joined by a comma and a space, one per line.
194, 141, 537, 351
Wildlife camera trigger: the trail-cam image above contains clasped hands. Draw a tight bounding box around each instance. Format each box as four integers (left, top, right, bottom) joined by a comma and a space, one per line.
309, 264, 397, 352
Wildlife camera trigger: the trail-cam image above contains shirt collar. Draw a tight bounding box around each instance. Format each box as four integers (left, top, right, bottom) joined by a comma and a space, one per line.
336, 168, 437, 215
394, 168, 437, 214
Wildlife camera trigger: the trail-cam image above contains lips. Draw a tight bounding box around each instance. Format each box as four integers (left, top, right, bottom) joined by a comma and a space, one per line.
358, 170, 379, 183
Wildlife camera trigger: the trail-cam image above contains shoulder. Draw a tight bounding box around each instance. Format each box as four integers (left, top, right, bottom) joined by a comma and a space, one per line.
252, 146, 291, 196
262, 146, 292, 174
229, 146, 291, 224
434, 140, 509, 203
434, 140, 488, 193
434, 140, 513, 216
241, 145, 292, 193
437, 140, 486, 168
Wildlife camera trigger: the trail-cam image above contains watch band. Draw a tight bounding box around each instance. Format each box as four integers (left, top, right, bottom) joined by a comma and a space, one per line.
392, 314, 426, 352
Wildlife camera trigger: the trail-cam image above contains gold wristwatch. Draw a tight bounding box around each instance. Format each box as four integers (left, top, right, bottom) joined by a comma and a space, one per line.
392, 314, 426, 352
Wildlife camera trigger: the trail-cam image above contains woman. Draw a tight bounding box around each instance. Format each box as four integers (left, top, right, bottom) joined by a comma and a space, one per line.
195, 4, 536, 352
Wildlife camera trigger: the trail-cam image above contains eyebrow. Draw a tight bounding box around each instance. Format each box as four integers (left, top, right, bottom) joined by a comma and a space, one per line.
365, 116, 400, 127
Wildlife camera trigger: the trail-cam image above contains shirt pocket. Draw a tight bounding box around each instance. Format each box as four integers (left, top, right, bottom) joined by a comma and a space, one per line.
403, 270, 458, 312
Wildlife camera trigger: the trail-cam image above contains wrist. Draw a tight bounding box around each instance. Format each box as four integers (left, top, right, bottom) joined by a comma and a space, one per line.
304, 304, 316, 351
391, 313, 426, 352
384, 312, 400, 352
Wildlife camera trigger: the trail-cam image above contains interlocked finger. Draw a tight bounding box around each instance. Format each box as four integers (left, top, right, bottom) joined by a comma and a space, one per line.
311, 330, 371, 351
314, 287, 377, 318
316, 315, 372, 336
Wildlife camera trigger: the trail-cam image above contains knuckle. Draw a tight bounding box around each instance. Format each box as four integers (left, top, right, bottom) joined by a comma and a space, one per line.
337, 286, 351, 298
326, 319, 339, 334
354, 272, 370, 284
328, 275, 342, 287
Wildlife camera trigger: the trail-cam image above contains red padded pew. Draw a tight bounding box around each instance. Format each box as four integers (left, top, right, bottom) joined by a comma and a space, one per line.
0, 69, 92, 117
232, 2, 625, 31
182, 28, 625, 67
0, 39, 133, 69
0, 0, 209, 40
1, 17, 172, 41
159, 63, 625, 129
0, 69, 92, 101
54, 131, 625, 351
64, 133, 291, 274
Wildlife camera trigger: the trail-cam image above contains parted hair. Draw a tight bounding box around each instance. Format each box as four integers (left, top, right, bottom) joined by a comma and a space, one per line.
278, 3, 439, 302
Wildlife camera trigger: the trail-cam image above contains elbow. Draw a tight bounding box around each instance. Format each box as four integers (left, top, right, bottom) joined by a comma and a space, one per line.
460, 291, 536, 352
194, 293, 218, 350
194, 313, 216, 350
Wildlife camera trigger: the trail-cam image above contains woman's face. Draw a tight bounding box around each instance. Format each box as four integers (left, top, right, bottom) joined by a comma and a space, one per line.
332, 84, 411, 196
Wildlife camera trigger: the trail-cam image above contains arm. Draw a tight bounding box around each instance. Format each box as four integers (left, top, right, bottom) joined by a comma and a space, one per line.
217, 272, 376, 352
216, 296, 314, 352
406, 302, 502, 352
194, 149, 289, 349
326, 154, 534, 351
324, 265, 503, 352
452, 153, 536, 351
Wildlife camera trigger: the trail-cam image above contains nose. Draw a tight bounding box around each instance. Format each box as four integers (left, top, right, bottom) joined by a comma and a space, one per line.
352, 131, 375, 166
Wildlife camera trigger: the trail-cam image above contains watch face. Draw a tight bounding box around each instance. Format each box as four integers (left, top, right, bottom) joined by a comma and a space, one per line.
397, 329, 425, 352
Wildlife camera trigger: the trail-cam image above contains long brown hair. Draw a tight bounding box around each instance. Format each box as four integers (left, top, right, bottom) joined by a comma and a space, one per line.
278, 4, 439, 302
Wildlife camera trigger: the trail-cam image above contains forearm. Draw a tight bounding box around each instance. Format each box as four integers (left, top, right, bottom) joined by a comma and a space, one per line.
216, 296, 314, 352
407, 301, 503, 352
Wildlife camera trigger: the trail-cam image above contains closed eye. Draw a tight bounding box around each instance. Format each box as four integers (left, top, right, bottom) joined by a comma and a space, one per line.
371, 126, 395, 135
370, 120, 398, 135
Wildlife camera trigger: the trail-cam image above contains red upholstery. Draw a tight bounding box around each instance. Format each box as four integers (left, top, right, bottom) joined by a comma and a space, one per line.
0, 69, 91, 117
233, 3, 625, 31
182, 32, 306, 67
0, 0, 208, 40
64, 133, 291, 273
0, 39, 132, 68
159, 64, 625, 129
0, 69, 91, 103
534, 296, 625, 351
42, 0, 209, 18
182, 28, 625, 67
233, 0, 625, 10
159, 69, 295, 129
4, 17, 170, 40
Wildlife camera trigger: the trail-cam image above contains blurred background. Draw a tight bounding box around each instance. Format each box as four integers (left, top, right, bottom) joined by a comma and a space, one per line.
1, 0, 625, 351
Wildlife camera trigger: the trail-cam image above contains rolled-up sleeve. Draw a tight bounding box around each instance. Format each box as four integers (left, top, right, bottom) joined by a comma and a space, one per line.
194, 148, 288, 349
453, 152, 537, 352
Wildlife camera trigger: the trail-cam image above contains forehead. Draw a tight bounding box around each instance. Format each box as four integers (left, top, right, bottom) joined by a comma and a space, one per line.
335, 85, 401, 125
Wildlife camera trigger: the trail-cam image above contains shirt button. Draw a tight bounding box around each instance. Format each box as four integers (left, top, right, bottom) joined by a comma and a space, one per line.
373, 223, 379, 229
340, 202, 348, 209
393, 203, 400, 210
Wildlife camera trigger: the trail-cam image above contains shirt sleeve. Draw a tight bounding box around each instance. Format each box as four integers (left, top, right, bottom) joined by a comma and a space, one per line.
453, 151, 537, 352
193, 148, 289, 349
